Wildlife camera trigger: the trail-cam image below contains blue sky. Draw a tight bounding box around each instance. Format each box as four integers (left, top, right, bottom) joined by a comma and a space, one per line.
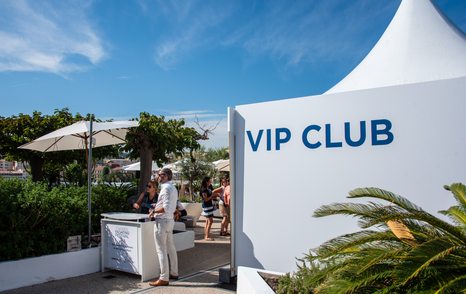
1, 0, 465, 148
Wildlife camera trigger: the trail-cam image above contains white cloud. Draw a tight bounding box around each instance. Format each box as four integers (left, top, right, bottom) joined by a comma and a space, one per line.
153, 0, 237, 69
151, 0, 395, 70
0, 0, 106, 75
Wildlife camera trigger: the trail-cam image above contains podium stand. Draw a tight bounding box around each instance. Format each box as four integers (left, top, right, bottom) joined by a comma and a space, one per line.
101, 213, 159, 281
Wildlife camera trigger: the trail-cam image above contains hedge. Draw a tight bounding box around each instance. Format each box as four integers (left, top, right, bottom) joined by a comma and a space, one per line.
0, 178, 134, 261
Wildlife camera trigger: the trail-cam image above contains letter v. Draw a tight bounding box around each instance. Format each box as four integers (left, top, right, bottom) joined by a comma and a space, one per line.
247, 130, 263, 152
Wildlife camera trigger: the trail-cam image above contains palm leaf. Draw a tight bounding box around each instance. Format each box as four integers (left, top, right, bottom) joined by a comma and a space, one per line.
444, 183, 466, 208
397, 238, 465, 286
386, 220, 417, 246
314, 230, 402, 258
313, 201, 386, 220
348, 187, 424, 212
434, 275, 466, 293
439, 206, 466, 227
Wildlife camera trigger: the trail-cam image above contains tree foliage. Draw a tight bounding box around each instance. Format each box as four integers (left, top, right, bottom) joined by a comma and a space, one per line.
178, 158, 215, 201
196, 146, 229, 162
123, 112, 201, 194
278, 183, 466, 293
0, 109, 120, 184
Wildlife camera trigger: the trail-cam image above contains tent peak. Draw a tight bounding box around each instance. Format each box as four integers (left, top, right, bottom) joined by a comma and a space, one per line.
326, 0, 466, 94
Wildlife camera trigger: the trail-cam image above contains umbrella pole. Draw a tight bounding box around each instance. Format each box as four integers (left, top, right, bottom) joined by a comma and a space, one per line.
87, 119, 93, 248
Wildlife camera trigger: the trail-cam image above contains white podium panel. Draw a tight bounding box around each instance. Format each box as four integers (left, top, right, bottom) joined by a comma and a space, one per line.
104, 223, 139, 273
101, 213, 159, 282
101, 213, 195, 281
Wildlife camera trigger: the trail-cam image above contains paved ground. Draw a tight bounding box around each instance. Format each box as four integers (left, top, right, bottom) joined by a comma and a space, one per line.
2, 217, 235, 294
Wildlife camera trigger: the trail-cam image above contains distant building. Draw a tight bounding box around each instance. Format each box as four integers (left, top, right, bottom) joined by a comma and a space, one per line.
106, 159, 131, 168
0, 159, 14, 170
0, 170, 28, 179
0, 160, 28, 179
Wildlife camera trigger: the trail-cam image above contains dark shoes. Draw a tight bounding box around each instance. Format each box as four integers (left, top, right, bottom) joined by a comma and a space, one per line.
169, 274, 179, 280
149, 279, 169, 287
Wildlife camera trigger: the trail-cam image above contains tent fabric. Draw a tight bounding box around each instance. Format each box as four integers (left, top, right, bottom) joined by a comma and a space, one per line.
327, 0, 466, 94
19, 120, 138, 152
212, 159, 230, 172
122, 161, 159, 171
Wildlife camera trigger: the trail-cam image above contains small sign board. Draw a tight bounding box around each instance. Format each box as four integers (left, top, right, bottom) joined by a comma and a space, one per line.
67, 235, 82, 252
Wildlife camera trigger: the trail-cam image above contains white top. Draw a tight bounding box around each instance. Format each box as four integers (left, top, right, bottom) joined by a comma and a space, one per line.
327, 0, 466, 94
101, 212, 148, 221
154, 181, 178, 220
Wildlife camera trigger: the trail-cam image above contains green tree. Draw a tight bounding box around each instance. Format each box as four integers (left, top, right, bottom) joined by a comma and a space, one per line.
278, 183, 466, 293
178, 158, 215, 200
202, 146, 229, 162
0, 109, 77, 181
0, 109, 119, 184
123, 112, 202, 194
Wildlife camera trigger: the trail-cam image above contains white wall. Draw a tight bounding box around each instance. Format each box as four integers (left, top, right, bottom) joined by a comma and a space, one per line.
232, 77, 466, 273
0, 247, 100, 292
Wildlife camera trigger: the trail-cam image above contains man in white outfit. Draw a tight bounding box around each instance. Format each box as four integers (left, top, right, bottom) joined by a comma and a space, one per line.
149, 167, 178, 287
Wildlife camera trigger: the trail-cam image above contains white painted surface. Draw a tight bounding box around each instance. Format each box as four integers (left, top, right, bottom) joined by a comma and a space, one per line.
182, 202, 202, 218
0, 247, 100, 292
232, 77, 466, 273
327, 0, 466, 93
174, 230, 195, 252
101, 217, 195, 281
237, 266, 283, 294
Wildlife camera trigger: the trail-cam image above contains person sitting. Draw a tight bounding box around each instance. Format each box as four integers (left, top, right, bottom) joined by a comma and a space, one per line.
133, 179, 158, 214
174, 200, 187, 221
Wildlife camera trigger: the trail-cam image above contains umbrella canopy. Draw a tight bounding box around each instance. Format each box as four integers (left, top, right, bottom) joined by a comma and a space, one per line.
18, 119, 138, 247
19, 120, 138, 152
212, 159, 230, 172
162, 160, 182, 173
122, 161, 158, 171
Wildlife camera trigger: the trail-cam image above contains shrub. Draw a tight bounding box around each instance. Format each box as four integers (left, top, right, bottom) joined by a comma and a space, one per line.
0, 178, 132, 261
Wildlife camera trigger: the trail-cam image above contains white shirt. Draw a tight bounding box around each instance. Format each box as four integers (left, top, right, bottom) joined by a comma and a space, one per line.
154, 181, 178, 220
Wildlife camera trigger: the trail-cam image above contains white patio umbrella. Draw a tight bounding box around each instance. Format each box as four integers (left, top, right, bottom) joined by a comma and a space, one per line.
212, 159, 230, 172
122, 161, 158, 171
19, 119, 139, 247
162, 160, 182, 173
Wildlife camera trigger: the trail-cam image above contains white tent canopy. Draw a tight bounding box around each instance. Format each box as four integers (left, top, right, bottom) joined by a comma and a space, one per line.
122, 161, 158, 171
327, 0, 466, 94
212, 159, 230, 172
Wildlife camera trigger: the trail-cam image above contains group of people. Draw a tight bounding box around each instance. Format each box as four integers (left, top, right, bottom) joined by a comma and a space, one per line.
131, 171, 230, 287
200, 176, 231, 241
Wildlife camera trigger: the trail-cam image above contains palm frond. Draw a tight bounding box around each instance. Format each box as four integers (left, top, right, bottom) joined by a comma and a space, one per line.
348, 187, 424, 212
386, 220, 417, 246
366, 210, 465, 243
434, 275, 466, 293
313, 201, 385, 220
314, 230, 402, 258
397, 238, 465, 286
444, 183, 466, 208
439, 206, 466, 227
357, 248, 405, 274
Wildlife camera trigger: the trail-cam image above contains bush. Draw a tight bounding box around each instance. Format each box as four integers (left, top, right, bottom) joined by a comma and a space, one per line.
0, 178, 133, 261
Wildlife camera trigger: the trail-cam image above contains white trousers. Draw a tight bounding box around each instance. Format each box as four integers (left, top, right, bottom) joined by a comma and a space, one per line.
154, 219, 178, 281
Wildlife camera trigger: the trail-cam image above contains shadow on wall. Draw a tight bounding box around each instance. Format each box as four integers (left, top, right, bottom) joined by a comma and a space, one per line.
234, 112, 264, 270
